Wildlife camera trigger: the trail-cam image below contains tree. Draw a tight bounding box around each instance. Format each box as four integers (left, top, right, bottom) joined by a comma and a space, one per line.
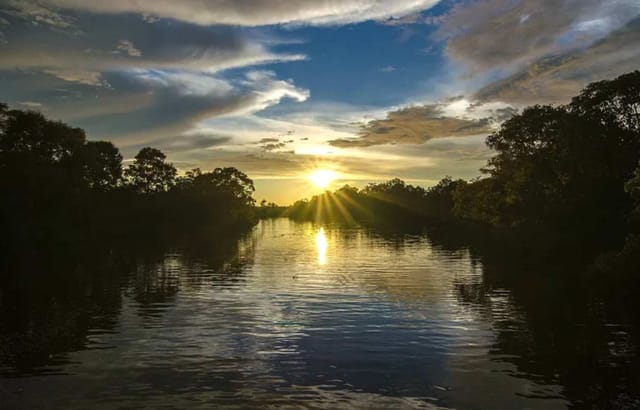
185, 167, 255, 206
570, 70, 640, 134
210, 167, 256, 206
453, 71, 640, 236
0, 109, 85, 163
78, 141, 123, 191
423, 176, 467, 223
125, 147, 177, 194
626, 163, 640, 225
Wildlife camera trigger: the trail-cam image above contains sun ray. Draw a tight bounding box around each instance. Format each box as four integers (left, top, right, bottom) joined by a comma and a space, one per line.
335, 189, 376, 221
328, 192, 356, 225
315, 191, 324, 223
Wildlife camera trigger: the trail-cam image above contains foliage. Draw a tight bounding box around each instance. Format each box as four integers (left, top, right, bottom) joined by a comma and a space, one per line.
79, 141, 123, 190
171, 167, 257, 233
124, 147, 177, 194
0, 105, 257, 262
453, 71, 640, 243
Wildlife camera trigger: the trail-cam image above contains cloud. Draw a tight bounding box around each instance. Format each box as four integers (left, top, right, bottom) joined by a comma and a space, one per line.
23, 0, 441, 26
1, 0, 74, 28
260, 142, 287, 152
116, 40, 141, 57
0, 68, 309, 150
174, 151, 304, 178
19, 101, 43, 108
0, 13, 305, 85
68, 70, 310, 145
41, 68, 107, 86
329, 103, 493, 148
473, 17, 640, 104
436, 0, 640, 72
257, 138, 280, 144
381, 12, 444, 26
379, 65, 396, 73
249, 137, 290, 152
239, 71, 309, 112
128, 133, 232, 155
0, 9, 311, 148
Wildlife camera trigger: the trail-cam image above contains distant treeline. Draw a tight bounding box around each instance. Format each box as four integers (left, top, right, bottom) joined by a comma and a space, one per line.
0, 103, 257, 264
256, 200, 288, 219
286, 71, 640, 271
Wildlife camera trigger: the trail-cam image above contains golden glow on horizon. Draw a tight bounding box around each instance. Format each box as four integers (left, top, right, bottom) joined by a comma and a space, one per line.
315, 227, 328, 265
309, 169, 336, 189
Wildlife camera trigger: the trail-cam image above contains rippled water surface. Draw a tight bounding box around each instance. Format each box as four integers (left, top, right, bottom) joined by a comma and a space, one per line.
2, 219, 638, 409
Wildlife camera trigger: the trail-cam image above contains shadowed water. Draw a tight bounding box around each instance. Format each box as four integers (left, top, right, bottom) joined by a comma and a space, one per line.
1, 219, 638, 409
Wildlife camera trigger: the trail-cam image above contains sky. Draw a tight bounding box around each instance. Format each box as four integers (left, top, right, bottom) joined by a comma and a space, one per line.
1, 0, 639, 204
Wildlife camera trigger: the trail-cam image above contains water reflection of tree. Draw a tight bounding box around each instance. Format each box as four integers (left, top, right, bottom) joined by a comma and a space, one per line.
0, 252, 127, 375
0, 233, 253, 376
429, 230, 640, 408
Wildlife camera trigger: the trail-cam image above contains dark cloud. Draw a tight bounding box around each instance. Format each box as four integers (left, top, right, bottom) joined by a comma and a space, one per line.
257, 138, 280, 144
491, 106, 520, 122
253, 137, 290, 152
127, 133, 232, 156
260, 142, 287, 151
329, 104, 492, 148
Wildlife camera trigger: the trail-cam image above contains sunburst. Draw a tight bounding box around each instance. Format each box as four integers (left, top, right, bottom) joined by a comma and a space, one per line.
309, 169, 336, 189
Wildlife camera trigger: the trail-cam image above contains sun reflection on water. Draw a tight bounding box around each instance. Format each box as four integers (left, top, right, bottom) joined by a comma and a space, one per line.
315, 227, 328, 265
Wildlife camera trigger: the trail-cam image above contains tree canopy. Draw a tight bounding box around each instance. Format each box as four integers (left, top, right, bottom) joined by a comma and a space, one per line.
0, 106, 258, 256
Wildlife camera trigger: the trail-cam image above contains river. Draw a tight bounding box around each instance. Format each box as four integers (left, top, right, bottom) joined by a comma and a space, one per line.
1, 218, 638, 409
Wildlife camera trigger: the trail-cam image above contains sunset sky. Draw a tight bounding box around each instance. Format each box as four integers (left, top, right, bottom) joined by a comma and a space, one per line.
1, 0, 639, 203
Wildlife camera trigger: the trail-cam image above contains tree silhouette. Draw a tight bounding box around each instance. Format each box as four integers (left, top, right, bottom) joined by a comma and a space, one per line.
125, 147, 177, 194
78, 141, 123, 191
452, 71, 640, 242
0, 105, 257, 257
0, 107, 85, 163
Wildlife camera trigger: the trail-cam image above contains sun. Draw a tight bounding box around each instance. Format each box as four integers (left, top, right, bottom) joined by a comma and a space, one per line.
309, 169, 336, 189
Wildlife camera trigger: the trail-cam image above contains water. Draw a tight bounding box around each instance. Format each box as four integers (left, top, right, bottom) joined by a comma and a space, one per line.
1, 219, 638, 409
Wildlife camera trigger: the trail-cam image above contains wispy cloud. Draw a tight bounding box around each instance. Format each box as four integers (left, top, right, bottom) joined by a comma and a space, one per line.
18, 0, 441, 26
473, 17, 640, 104
72, 70, 309, 145
0, 13, 305, 85
19, 101, 43, 108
